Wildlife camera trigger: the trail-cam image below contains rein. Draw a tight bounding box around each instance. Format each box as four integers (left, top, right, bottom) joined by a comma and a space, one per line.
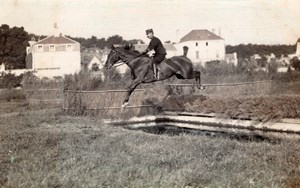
112, 50, 140, 68
113, 60, 127, 67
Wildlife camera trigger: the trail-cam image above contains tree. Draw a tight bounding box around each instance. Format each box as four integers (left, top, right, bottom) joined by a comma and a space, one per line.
96, 37, 106, 49
0, 24, 30, 69
106, 35, 124, 46
290, 57, 300, 71
226, 44, 296, 59
257, 55, 268, 67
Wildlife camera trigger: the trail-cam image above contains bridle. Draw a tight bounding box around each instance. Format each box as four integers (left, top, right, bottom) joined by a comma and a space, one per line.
109, 49, 134, 67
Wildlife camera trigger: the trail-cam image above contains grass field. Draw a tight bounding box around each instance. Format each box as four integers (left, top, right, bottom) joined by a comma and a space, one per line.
1, 72, 300, 187
1, 109, 300, 187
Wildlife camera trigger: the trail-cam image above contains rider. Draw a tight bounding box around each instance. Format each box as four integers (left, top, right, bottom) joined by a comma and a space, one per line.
141, 29, 167, 79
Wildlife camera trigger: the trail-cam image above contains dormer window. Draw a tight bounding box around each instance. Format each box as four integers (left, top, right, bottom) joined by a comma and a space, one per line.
50, 45, 55, 51
37, 45, 43, 51
67, 45, 72, 51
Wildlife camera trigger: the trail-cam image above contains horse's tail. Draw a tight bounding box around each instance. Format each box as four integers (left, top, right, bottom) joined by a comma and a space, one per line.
183, 46, 189, 57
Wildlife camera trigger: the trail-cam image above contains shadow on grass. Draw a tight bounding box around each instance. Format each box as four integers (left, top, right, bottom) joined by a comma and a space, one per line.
125, 124, 281, 144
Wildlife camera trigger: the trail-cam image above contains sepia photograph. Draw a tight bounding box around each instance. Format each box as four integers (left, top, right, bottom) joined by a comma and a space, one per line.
0, 0, 300, 187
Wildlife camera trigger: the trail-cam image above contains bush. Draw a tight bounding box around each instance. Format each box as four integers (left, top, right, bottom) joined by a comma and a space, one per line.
22, 72, 62, 89
0, 89, 26, 102
267, 59, 279, 75
64, 71, 104, 91
0, 72, 23, 89
204, 60, 237, 76
290, 56, 300, 71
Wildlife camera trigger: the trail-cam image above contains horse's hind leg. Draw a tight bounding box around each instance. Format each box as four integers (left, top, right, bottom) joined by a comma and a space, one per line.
193, 71, 205, 90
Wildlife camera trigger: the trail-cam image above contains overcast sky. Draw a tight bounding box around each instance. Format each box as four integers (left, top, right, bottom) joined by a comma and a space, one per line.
0, 0, 299, 45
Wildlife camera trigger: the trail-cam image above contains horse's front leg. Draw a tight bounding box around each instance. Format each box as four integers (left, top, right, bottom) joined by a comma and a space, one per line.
122, 79, 142, 108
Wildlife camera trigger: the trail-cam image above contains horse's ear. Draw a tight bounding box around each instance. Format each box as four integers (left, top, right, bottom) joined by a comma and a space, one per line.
111, 44, 115, 50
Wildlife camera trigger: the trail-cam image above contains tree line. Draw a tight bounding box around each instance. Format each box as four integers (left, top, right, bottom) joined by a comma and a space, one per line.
67, 35, 144, 49
226, 43, 297, 59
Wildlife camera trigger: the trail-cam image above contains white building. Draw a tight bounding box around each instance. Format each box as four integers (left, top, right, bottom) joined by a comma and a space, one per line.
225, 52, 238, 66
26, 35, 81, 78
175, 29, 225, 65
296, 38, 300, 56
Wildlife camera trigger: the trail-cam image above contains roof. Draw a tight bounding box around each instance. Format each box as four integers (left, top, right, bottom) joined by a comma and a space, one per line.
35, 35, 78, 45
180, 29, 223, 43
163, 43, 177, 51
134, 43, 177, 52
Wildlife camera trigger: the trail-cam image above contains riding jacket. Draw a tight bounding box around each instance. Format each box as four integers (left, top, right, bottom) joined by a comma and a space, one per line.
145, 36, 167, 56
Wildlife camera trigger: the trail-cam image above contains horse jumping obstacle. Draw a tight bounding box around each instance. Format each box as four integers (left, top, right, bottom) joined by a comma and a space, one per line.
62, 89, 157, 117
107, 111, 300, 140
25, 88, 63, 105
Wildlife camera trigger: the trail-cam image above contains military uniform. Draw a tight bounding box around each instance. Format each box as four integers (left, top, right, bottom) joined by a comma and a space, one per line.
143, 29, 167, 79
146, 36, 167, 66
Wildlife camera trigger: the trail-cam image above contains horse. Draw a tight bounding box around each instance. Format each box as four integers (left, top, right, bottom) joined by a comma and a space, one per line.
104, 45, 204, 108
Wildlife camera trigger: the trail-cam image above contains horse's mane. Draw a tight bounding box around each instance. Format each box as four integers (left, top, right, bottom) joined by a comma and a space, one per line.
115, 47, 149, 58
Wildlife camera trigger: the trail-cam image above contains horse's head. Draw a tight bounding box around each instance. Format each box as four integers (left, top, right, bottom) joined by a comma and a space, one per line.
104, 45, 121, 69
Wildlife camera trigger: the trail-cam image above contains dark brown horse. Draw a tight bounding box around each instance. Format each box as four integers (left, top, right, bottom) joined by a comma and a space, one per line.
104, 45, 204, 107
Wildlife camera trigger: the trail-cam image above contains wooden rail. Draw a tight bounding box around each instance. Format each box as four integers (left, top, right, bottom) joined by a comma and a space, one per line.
168, 80, 271, 87
62, 104, 155, 110
64, 89, 144, 93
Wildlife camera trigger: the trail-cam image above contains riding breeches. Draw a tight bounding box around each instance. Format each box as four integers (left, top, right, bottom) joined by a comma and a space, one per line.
153, 54, 166, 65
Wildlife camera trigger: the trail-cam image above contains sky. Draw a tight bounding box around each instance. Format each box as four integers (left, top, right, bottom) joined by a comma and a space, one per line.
0, 0, 300, 45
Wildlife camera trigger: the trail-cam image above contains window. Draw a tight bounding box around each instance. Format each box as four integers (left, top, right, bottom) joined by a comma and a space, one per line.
50, 45, 55, 51
206, 42, 208, 46
196, 42, 198, 46
196, 51, 199, 59
67, 45, 72, 51
37, 45, 43, 51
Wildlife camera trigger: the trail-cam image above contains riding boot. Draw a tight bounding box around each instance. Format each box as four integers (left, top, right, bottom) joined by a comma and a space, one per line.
153, 64, 158, 79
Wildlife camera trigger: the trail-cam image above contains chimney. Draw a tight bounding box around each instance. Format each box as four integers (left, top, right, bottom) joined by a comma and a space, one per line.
183, 46, 188, 57
53, 23, 60, 37
212, 28, 216, 35
218, 28, 221, 37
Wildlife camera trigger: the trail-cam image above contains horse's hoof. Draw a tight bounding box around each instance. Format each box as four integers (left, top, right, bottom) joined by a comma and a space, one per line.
199, 85, 205, 90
